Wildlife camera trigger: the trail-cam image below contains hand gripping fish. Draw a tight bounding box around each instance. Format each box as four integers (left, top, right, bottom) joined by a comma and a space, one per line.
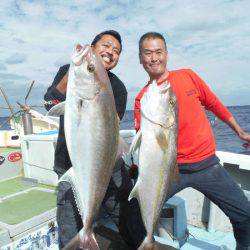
47, 44, 125, 249
129, 81, 178, 250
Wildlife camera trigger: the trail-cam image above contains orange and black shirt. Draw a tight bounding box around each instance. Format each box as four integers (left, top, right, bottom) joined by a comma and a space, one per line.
134, 69, 232, 164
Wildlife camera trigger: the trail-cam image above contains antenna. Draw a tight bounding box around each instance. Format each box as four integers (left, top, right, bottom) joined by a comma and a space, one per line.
25, 80, 35, 105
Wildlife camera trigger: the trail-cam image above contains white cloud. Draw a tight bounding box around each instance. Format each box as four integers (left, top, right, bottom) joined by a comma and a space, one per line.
5, 53, 27, 64
0, 63, 7, 71
0, 0, 250, 116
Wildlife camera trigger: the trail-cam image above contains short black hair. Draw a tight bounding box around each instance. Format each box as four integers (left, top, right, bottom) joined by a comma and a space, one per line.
91, 30, 122, 53
139, 32, 167, 55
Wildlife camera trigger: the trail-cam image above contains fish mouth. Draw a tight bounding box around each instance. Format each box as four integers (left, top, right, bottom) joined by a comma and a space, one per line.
72, 45, 95, 67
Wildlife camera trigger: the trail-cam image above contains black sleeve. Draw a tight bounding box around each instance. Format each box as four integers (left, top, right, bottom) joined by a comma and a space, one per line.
44, 64, 70, 111
108, 72, 127, 120
114, 89, 127, 120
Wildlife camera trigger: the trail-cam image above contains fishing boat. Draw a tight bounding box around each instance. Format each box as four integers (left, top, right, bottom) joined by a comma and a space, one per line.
1, 127, 250, 249
0, 81, 60, 249
0, 83, 59, 149
0, 109, 59, 148
0, 131, 58, 249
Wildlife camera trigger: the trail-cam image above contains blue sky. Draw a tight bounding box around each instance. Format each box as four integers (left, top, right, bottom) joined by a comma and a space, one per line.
0, 0, 250, 117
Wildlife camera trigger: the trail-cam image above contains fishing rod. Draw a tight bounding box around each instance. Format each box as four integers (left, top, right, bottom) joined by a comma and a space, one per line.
0, 85, 18, 131
0, 106, 12, 109
25, 80, 35, 105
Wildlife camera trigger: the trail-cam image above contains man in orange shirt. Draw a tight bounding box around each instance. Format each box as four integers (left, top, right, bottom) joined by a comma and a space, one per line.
134, 32, 250, 249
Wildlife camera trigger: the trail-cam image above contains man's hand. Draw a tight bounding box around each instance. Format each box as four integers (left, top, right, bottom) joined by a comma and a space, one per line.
129, 164, 139, 179
238, 131, 250, 149
226, 117, 250, 149
243, 143, 250, 149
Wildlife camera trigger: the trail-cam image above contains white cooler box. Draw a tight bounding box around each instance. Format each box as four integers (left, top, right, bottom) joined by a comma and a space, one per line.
21, 131, 58, 186
20, 129, 136, 187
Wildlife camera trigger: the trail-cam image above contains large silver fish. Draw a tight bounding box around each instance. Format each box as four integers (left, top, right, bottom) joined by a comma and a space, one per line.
129, 80, 178, 250
48, 44, 120, 249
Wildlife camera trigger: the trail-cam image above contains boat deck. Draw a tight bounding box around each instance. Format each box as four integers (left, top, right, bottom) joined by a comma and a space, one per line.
0, 176, 57, 248
100, 220, 235, 250
0, 147, 23, 181
0, 178, 237, 249
1, 141, 244, 249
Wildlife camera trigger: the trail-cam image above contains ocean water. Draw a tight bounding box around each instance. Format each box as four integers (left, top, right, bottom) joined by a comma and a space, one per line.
1, 105, 250, 154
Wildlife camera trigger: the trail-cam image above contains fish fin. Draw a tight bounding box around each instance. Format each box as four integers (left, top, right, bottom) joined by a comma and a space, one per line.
122, 130, 141, 164
63, 228, 100, 250
58, 167, 75, 184
138, 236, 154, 250
128, 184, 139, 201
79, 229, 100, 250
116, 135, 130, 160
155, 128, 168, 151
129, 129, 142, 155
138, 238, 172, 250
46, 101, 65, 117
58, 168, 84, 219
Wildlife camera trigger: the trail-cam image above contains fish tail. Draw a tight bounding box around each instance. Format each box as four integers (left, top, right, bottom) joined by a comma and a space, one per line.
79, 228, 100, 250
62, 228, 100, 250
138, 236, 155, 250
128, 184, 139, 201
58, 167, 84, 219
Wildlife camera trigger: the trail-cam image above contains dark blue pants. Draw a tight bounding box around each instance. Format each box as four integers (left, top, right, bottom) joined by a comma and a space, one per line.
56, 182, 82, 249
166, 163, 250, 247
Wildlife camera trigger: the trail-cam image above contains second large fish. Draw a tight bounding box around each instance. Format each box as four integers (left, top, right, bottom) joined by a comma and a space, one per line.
129, 80, 178, 249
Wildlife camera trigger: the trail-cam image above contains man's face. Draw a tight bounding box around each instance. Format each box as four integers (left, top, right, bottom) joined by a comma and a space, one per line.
140, 38, 168, 78
93, 34, 121, 71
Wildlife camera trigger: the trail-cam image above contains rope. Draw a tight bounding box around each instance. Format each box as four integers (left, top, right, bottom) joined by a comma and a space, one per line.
22, 161, 55, 172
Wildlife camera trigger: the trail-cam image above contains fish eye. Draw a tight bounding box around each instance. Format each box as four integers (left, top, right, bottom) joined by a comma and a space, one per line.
87, 63, 95, 73
169, 99, 174, 105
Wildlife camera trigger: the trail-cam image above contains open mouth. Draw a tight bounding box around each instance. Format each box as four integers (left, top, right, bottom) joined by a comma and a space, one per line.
101, 55, 112, 63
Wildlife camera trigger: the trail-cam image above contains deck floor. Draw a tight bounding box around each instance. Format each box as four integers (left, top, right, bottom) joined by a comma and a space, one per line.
0, 177, 236, 249
0, 189, 56, 225
95, 226, 178, 250
0, 177, 36, 197
0, 177, 56, 225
